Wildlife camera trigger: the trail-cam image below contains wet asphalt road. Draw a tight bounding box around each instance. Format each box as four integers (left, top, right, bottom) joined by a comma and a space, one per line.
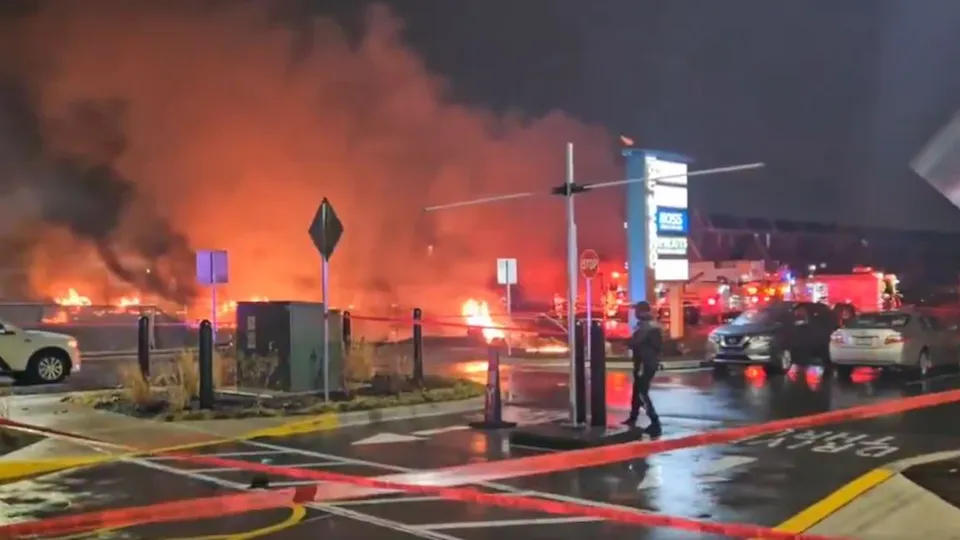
7, 364, 960, 539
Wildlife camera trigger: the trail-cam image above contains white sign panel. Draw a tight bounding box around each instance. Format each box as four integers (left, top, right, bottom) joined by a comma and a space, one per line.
196, 250, 229, 285
656, 237, 688, 257
496, 258, 517, 285
645, 155, 689, 282
655, 258, 689, 282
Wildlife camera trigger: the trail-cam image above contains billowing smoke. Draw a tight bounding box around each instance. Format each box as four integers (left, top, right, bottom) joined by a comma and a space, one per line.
0, 79, 196, 303
0, 2, 620, 315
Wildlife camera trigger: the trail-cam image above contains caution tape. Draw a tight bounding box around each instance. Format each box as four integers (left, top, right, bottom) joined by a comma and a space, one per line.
3, 453, 836, 540
427, 386, 960, 481
0, 490, 297, 537
10, 381, 960, 537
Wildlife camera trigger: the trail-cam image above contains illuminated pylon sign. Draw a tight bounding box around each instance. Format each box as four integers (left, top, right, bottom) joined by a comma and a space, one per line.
623, 149, 692, 321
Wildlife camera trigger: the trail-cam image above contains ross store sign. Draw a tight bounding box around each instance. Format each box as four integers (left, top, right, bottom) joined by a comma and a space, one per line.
656, 207, 688, 234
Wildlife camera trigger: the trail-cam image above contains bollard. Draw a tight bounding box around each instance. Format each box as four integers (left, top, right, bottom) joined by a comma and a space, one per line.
588, 320, 607, 428
412, 308, 424, 385
198, 319, 214, 410
342, 310, 352, 352
573, 321, 588, 426
469, 347, 517, 430
136, 316, 150, 378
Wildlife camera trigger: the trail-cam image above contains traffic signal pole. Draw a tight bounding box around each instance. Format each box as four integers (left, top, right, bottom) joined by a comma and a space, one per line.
564, 143, 580, 423
425, 143, 763, 426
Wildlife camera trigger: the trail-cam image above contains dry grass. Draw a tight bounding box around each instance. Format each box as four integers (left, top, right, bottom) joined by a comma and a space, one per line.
117, 363, 152, 406
115, 348, 240, 412
236, 352, 279, 389
344, 338, 375, 383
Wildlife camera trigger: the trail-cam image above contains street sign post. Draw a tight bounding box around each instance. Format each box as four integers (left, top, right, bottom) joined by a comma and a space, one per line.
580, 249, 600, 361
424, 144, 763, 428
496, 258, 517, 355
308, 197, 345, 401
196, 250, 228, 344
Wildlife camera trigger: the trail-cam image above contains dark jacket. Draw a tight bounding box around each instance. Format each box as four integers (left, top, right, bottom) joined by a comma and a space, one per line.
629, 317, 663, 371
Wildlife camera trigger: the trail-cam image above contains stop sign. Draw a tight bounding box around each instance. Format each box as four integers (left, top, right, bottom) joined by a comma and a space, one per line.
580, 249, 600, 279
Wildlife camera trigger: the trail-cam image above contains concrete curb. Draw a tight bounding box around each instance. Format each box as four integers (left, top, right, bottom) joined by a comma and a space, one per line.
0, 396, 484, 483
242, 397, 485, 439
505, 358, 707, 371
774, 449, 960, 536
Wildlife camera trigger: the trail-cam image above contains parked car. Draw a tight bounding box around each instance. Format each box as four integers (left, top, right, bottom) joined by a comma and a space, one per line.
707, 301, 837, 375
829, 310, 958, 378
0, 318, 80, 384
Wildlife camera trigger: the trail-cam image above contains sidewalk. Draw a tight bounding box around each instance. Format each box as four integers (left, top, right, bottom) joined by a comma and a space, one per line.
0, 393, 484, 481
803, 451, 960, 538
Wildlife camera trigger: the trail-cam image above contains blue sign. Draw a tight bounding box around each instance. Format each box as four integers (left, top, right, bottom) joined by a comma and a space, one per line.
196, 250, 229, 285
655, 207, 688, 235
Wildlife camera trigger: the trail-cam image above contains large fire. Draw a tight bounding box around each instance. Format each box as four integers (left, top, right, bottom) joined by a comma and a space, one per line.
45, 287, 269, 327
461, 299, 505, 343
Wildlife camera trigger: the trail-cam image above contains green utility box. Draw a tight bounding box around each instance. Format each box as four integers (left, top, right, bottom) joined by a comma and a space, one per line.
234, 301, 345, 394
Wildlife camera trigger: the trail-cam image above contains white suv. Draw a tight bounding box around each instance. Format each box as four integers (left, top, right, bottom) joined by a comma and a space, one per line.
0, 319, 80, 384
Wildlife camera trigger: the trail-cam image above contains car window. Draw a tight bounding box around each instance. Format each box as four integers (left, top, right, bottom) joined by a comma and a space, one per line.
730, 308, 780, 326
924, 315, 942, 331
846, 313, 911, 329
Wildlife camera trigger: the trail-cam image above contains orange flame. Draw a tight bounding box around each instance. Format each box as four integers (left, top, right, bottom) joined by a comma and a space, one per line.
461, 299, 505, 343
54, 288, 92, 306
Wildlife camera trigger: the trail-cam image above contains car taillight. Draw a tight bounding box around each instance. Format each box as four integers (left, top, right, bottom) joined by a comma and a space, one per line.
885, 334, 906, 344
831, 333, 845, 344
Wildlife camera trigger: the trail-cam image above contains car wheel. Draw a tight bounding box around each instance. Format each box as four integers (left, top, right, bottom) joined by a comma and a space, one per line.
765, 349, 792, 375
27, 350, 70, 384
835, 365, 853, 381
918, 349, 932, 378
712, 363, 729, 378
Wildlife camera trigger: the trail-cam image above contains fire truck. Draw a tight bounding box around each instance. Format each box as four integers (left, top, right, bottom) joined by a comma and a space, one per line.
789, 267, 901, 312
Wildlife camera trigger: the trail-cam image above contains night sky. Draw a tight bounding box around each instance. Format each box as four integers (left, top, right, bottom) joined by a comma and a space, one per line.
307, 0, 960, 233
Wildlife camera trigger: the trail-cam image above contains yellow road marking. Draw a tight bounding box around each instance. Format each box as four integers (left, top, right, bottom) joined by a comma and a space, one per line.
773, 468, 894, 533
0, 412, 342, 484
169, 504, 308, 540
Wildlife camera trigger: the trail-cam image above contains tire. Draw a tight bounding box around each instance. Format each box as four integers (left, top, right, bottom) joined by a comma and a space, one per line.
26, 349, 71, 384
916, 349, 932, 378
712, 363, 729, 378
835, 365, 853, 381
765, 349, 793, 376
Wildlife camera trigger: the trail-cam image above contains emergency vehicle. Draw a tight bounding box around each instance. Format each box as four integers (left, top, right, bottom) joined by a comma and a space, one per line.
739, 267, 901, 313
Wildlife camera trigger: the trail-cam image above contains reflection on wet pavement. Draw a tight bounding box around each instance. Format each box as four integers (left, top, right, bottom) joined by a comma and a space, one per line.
7, 361, 960, 539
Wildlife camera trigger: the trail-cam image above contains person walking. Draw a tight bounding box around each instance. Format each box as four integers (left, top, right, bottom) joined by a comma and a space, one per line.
623, 301, 663, 437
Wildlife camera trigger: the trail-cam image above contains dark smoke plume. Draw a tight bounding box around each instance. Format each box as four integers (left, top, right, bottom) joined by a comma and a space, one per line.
0, 81, 196, 303
0, 2, 620, 314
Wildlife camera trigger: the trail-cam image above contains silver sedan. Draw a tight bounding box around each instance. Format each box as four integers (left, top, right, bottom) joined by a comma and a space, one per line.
828, 310, 959, 377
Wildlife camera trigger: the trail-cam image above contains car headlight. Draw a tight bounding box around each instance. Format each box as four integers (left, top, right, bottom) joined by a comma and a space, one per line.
749, 335, 772, 347
708, 332, 720, 343
67, 339, 78, 349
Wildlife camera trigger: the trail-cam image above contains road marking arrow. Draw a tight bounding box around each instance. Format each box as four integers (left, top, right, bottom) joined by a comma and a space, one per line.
352, 433, 426, 446
636, 455, 757, 491
412, 426, 470, 436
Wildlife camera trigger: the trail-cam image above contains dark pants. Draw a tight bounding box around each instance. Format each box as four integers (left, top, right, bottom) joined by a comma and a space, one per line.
628, 365, 659, 424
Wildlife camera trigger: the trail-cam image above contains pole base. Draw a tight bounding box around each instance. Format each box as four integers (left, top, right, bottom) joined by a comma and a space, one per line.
509, 421, 642, 451
469, 420, 518, 430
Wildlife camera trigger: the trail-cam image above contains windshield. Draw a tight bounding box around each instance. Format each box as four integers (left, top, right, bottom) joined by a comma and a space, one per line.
845, 313, 910, 329
730, 308, 781, 326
